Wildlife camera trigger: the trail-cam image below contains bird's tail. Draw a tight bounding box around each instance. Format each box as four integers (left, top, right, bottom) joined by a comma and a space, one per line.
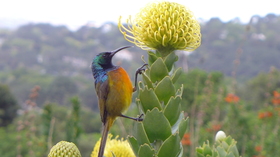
98, 117, 115, 157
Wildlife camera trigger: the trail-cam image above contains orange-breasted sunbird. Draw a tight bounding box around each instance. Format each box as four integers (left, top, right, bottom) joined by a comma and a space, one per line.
91, 46, 146, 157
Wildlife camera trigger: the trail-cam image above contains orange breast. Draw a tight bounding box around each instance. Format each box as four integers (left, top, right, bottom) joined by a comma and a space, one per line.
106, 67, 133, 117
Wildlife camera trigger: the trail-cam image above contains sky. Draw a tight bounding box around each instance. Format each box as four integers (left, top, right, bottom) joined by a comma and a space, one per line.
0, 0, 279, 30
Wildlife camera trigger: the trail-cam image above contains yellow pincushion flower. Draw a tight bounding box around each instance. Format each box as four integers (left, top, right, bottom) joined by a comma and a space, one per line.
91, 134, 135, 157
48, 141, 81, 157
119, 1, 201, 56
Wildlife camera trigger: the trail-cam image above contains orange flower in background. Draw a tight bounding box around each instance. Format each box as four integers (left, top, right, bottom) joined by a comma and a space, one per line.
255, 145, 262, 152
206, 124, 222, 132
212, 124, 222, 132
181, 133, 191, 146
273, 91, 280, 97
258, 111, 273, 119
272, 91, 280, 105
224, 93, 240, 103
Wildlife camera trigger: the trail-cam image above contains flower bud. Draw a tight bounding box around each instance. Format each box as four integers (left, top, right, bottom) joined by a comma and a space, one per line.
48, 141, 81, 157
215, 130, 226, 142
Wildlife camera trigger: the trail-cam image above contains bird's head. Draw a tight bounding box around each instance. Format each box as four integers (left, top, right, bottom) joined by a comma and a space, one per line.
91, 46, 132, 70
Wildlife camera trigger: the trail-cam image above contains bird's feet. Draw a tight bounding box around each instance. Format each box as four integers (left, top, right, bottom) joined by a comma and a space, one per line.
120, 113, 144, 122
136, 113, 144, 121
133, 64, 148, 92
136, 64, 148, 75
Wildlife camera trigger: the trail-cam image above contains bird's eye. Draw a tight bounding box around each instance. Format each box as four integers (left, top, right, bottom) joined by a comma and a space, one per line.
102, 53, 110, 58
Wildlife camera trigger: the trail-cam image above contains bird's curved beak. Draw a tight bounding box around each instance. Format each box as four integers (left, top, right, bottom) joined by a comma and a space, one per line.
110, 46, 133, 57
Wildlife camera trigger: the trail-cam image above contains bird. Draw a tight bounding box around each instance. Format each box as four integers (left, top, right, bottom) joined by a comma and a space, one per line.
91, 46, 146, 157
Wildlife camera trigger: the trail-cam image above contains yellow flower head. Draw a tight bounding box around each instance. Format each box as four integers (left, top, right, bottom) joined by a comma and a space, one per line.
119, 1, 201, 56
48, 141, 81, 157
91, 134, 135, 157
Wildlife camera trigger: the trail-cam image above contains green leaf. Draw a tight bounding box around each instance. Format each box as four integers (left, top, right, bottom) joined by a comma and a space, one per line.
171, 112, 184, 134
142, 72, 153, 89
196, 152, 206, 157
179, 116, 188, 140
157, 134, 181, 157
148, 51, 158, 65
224, 136, 236, 148
197, 142, 213, 156
216, 146, 227, 157
138, 144, 155, 157
230, 145, 239, 157
138, 83, 162, 113
143, 108, 172, 142
150, 58, 169, 83
171, 67, 183, 83
164, 96, 182, 126
138, 81, 145, 89
135, 122, 150, 145
127, 136, 139, 155
224, 136, 232, 145
203, 144, 213, 156
164, 51, 178, 72
227, 139, 239, 157
196, 148, 205, 157
225, 152, 235, 157
176, 84, 184, 97
144, 67, 151, 78
221, 141, 229, 151
154, 76, 176, 104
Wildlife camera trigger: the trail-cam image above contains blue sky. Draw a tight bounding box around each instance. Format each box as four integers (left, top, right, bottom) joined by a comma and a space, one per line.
0, 0, 279, 30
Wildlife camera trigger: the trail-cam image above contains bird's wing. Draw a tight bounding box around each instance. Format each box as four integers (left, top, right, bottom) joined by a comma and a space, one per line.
96, 79, 110, 124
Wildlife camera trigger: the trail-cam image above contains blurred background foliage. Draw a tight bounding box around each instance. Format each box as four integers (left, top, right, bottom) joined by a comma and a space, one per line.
0, 14, 280, 157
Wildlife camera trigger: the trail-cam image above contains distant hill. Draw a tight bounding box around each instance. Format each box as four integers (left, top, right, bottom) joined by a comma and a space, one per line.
187, 14, 280, 80
1, 13, 280, 81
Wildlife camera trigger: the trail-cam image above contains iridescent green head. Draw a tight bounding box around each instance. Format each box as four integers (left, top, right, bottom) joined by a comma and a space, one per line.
91, 46, 132, 79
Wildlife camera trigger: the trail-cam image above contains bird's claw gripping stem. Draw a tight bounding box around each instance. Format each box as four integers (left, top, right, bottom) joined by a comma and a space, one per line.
136, 113, 144, 121
133, 63, 148, 92
120, 113, 144, 121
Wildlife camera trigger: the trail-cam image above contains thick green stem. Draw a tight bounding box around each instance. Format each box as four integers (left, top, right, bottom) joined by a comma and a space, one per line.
132, 50, 188, 157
